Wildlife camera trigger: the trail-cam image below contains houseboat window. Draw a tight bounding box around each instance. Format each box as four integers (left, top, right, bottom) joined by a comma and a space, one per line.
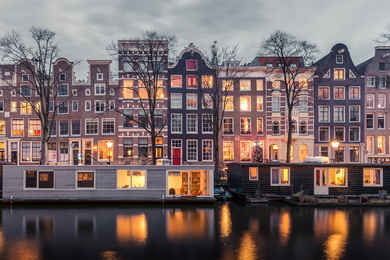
39, 171, 54, 188
117, 170, 146, 189
77, 171, 94, 188
132, 171, 145, 188
271, 168, 289, 186
168, 171, 188, 195
363, 169, 382, 186
167, 170, 210, 196
25, 170, 37, 188
249, 167, 258, 181
117, 170, 131, 188
329, 168, 346, 186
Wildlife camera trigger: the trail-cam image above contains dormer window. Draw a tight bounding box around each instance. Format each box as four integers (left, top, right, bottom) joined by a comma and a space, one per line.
266, 63, 273, 68
186, 60, 197, 71
22, 74, 29, 82
97, 73, 103, 80
336, 55, 343, 64
379, 62, 386, 71
290, 63, 297, 68
60, 74, 66, 81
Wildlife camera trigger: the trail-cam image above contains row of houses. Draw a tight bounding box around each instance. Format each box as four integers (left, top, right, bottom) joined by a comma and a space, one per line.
1, 41, 390, 169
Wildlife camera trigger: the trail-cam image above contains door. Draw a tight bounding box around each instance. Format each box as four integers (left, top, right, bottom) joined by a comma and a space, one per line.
73, 150, 79, 165
11, 151, 18, 163
172, 148, 181, 165
85, 150, 91, 165
314, 168, 328, 195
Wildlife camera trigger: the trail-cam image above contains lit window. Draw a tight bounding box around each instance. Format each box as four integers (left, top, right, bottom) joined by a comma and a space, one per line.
299, 77, 308, 88
334, 87, 344, 99
334, 69, 344, 80
366, 136, 374, 154
138, 81, 148, 99
77, 171, 95, 188
240, 80, 250, 90
299, 145, 307, 161
240, 118, 251, 135
249, 167, 258, 181
12, 119, 24, 136
29, 120, 41, 136
240, 96, 250, 111
223, 118, 233, 135
25, 170, 54, 189
187, 75, 197, 89
256, 80, 263, 91
366, 94, 374, 108
11, 101, 17, 112
329, 168, 346, 186
123, 80, 133, 99
378, 94, 386, 108
223, 141, 234, 162
257, 96, 263, 111
171, 75, 182, 87
0, 120, 5, 135
21, 102, 32, 114
272, 78, 280, 89
240, 141, 251, 161
223, 80, 233, 91
156, 80, 164, 99
123, 138, 133, 158
349, 86, 360, 99
224, 96, 233, 111
318, 87, 329, 99
364, 169, 382, 186
271, 168, 290, 186
99, 140, 114, 160
186, 94, 197, 110
202, 76, 213, 88
257, 118, 263, 135
202, 140, 213, 161
378, 136, 385, 153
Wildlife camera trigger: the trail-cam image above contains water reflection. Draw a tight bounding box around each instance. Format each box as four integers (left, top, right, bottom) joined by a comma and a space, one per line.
116, 214, 147, 246
279, 211, 290, 246
237, 231, 258, 260
219, 203, 232, 238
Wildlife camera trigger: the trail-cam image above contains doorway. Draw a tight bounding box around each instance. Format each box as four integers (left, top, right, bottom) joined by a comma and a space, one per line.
172, 148, 181, 165
314, 168, 328, 195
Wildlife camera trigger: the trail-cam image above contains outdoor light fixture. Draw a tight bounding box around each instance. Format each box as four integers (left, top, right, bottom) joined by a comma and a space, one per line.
331, 140, 340, 163
107, 140, 113, 165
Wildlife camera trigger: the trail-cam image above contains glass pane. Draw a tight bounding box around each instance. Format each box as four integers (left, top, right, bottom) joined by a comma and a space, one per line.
131, 171, 145, 188
117, 170, 131, 189
316, 170, 320, 186
322, 169, 326, 187
364, 169, 371, 185
271, 169, 279, 184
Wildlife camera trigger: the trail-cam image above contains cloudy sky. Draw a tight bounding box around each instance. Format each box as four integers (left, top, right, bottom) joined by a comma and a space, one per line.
1, 0, 390, 78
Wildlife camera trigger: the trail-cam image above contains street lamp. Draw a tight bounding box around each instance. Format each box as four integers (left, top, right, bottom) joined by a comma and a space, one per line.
331, 140, 340, 163
107, 140, 113, 165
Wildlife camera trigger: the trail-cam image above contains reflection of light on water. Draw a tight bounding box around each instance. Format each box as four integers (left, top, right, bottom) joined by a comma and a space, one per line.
363, 212, 376, 245
167, 209, 210, 240
279, 212, 290, 246
220, 203, 232, 238
5, 239, 41, 259
0, 227, 3, 255
237, 231, 258, 260
324, 234, 346, 260
100, 250, 121, 260
116, 214, 147, 246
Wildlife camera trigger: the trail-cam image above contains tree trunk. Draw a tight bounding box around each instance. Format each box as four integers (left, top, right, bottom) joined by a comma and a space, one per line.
40, 139, 47, 165
286, 108, 292, 163
214, 130, 219, 180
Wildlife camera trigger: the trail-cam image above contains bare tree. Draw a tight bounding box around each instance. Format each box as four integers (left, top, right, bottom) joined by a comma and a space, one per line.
0, 27, 76, 165
107, 31, 177, 165
198, 42, 248, 177
376, 24, 390, 44
259, 30, 319, 162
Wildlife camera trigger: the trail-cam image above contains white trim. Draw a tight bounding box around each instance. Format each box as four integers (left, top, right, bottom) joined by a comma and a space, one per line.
76, 170, 96, 190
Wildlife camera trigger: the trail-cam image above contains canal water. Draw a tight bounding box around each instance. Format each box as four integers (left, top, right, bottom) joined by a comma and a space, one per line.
0, 201, 389, 260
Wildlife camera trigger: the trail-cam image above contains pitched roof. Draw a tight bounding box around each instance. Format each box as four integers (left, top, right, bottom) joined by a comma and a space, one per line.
355, 57, 374, 75
312, 54, 329, 74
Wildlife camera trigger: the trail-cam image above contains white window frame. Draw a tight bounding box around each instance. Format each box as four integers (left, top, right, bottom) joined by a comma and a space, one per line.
334, 106, 345, 123
256, 80, 263, 91
76, 170, 96, 190
318, 106, 329, 122
102, 118, 115, 135
318, 86, 330, 99
319, 127, 330, 142
222, 117, 234, 135
94, 83, 106, 95
349, 106, 360, 122
240, 80, 251, 91
97, 73, 103, 80
186, 93, 197, 110
85, 118, 98, 135
187, 139, 198, 162
202, 140, 213, 162
257, 96, 263, 111
94, 100, 105, 113
334, 86, 345, 100
171, 75, 182, 88
363, 168, 383, 187
249, 167, 258, 181
186, 114, 198, 134
171, 114, 182, 134
72, 100, 78, 112
240, 96, 251, 111
367, 76, 375, 87
171, 93, 182, 109
349, 86, 360, 100
85, 101, 91, 112
58, 84, 68, 96
334, 68, 345, 80
378, 93, 386, 109
366, 94, 375, 109
270, 167, 290, 186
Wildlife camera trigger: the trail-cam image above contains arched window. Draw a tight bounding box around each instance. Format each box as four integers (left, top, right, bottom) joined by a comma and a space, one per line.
272, 78, 280, 89
300, 144, 308, 161
299, 77, 308, 88
291, 120, 297, 133
299, 121, 307, 134
272, 121, 280, 134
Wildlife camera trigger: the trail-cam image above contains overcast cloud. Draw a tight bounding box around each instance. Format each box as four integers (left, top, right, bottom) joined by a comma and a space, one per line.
1, 0, 389, 78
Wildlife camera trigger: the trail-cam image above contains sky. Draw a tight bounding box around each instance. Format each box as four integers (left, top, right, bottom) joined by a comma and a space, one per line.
1, 0, 390, 79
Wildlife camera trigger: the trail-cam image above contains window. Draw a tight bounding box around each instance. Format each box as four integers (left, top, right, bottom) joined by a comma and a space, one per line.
320, 147, 329, 157
349, 106, 360, 122
202, 114, 212, 133
99, 140, 114, 160
349, 86, 359, 99
59, 142, 69, 162
25, 170, 54, 189
257, 80, 263, 91
223, 141, 234, 162
58, 101, 68, 114
367, 77, 375, 87
123, 109, 133, 128
171, 75, 182, 87
171, 93, 182, 109
123, 138, 133, 158
300, 145, 308, 161
290, 63, 297, 68
138, 138, 148, 158
272, 78, 280, 89
171, 114, 182, 133
77, 171, 95, 188
378, 136, 385, 153
85, 101, 91, 111
291, 120, 297, 133
155, 80, 164, 99
379, 62, 386, 71
123, 80, 133, 99
21, 142, 40, 162
86, 119, 98, 135
378, 113, 385, 129
336, 55, 343, 64
187, 140, 197, 161
102, 118, 115, 134
21, 102, 32, 114
319, 106, 329, 122
202, 93, 213, 109
47, 142, 56, 162
49, 120, 56, 136
187, 114, 198, 134
224, 96, 233, 111
59, 120, 68, 136
223, 80, 233, 91
0, 102, 3, 112
187, 76, 197, 89
59, 73, 66, 81
299, 96, 308, 112
29, 119, 41, 136
367, 136, 374, 154
11, 101, 17, 112
334, 106, 344, 122
186, 93, 197, 110
138, 109, 149, 128
266, 63, 273, 68
257, 118, 263, 135
271, 168, 290, 186
271, 96, 280, 112
350, 147, 359, 162
117, 170, 146, 189
334, 87, 344, 99
0, 120, 5, 135
249, 167, 258, 181
364, 169, 382, 186
97, 73, 103, 80
240, 96, 250, 111
240, 80, 250, 90
335, 127, 344, 142
109, 100, 115, 110
240, 118, 251, 135
123, 56, 133, 72
319, 127, 329, 142
95, 100, 105, 113
367, 114, 374, 129
240, 141, 251, 161
318, 87, 329, 99
257, 96, 263, 111
378, 94, 386, 108
299, 121, 307, 134
186, 60, 197, 71
366, 94, 374, 108
47, 101, 54, 112
58, 84, 68, 96
95, 84, 105, 95
299, 77, 308, 88
272, 121, 280, 135
202, 140, 213, 161
350, 127, 359, 142
335, 148, 344, 163
202, 76, 213, 88
137, 57, 148, 72
378, 76, 386, 89
72, 100, 78, 111
334, 69, 344, 80
223, 118, 233, 135
329, 168, 346, 186
138, 81, 148, 99
21, 85, 31, 96
12, 119, 24, 136
71, 119, 80, 136
22, 74, 29, 82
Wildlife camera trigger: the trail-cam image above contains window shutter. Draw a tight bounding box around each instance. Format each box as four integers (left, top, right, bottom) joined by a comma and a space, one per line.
386, 76, 390, 87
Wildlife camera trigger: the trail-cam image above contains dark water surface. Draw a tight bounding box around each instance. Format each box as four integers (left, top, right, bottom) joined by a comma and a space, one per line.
0, 201, 389, 260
